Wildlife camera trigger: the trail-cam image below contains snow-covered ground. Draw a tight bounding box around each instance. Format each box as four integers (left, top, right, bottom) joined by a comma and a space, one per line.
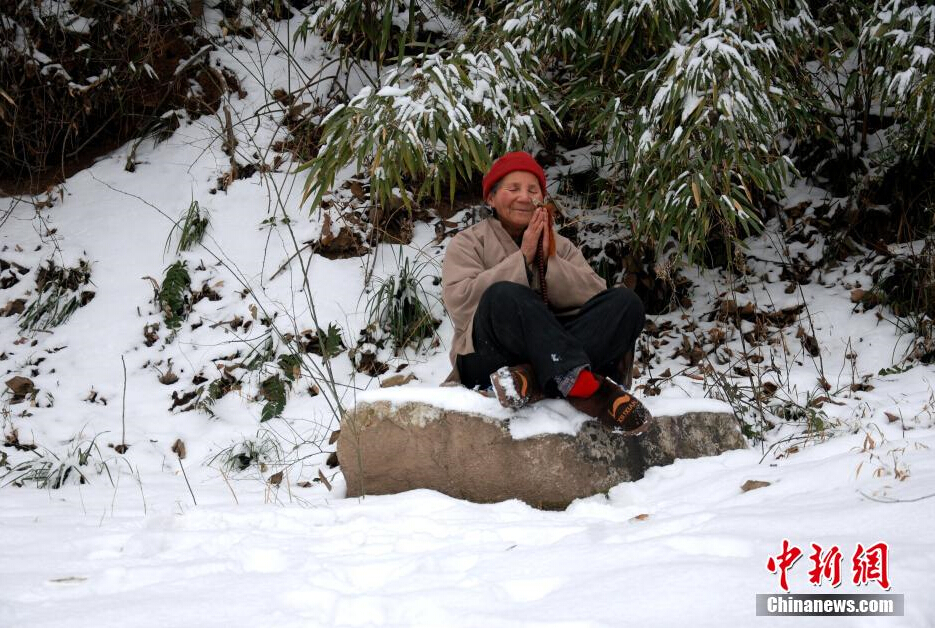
4, 436, 934, 627
2, 12, 935, 628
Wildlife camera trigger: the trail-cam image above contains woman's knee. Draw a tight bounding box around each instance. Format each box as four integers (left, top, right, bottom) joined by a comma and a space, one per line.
605, 287, 645, 323
474, 281, 540, 328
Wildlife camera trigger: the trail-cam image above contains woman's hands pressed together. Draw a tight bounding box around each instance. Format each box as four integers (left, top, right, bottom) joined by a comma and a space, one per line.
520, 206, 552, 266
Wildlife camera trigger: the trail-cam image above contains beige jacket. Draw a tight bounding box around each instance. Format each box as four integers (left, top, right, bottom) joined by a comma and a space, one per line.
441, 217, 606, 379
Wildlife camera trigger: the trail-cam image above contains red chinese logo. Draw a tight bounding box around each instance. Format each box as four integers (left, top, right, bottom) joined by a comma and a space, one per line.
767, 541, 889, 591
766, 539, 803, 592
853, 542, 890, 590
808, 543, 843, 587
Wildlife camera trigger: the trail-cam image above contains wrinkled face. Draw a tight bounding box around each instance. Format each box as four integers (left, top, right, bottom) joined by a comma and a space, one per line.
486, 170, 543, 234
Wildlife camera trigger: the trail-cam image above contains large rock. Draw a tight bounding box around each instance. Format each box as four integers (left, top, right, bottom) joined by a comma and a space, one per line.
639, 411, 749, 467
337, 401, 746, 510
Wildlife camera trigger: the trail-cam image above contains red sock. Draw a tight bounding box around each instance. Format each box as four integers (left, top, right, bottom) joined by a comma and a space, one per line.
568, 369, 599, 398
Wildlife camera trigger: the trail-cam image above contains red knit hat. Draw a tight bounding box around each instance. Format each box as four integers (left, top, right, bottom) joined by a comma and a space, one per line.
482, 151, 547, 200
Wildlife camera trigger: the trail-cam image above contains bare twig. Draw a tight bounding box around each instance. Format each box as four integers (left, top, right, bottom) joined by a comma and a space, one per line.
859, 491, 935, 504
269, 241, 314, 281
178, 456, 197, 506
119, 355, 127, 451
89, 173, 177, 224
220, 469, 239, 505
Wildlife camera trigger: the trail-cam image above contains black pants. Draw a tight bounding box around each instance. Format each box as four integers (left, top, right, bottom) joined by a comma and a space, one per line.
457, 282, 645, 393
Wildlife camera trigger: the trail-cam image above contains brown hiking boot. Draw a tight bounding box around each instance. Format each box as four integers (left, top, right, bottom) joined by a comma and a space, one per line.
567, 374, 652, 434
490, 363, 545, 409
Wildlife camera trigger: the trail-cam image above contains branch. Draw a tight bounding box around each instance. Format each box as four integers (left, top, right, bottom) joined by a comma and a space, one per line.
859, 491, 935, 504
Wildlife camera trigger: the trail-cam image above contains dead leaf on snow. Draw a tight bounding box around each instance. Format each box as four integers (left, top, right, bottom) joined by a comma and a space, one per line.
0, 299, 25, 317
380, 373, 416, 388
143, 323, 160, 347
320, 212, 334, 247
5, 375, 35, 396
159, 370, 179, 385
796, 326, 821, 357
348, 180, 366, 201
318, 469, 332, 491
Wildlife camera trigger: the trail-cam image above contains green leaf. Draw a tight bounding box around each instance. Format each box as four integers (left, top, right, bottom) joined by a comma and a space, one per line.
260, 375, 287, 422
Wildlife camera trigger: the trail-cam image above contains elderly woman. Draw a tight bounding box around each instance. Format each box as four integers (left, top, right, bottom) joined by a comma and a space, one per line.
442, 151, 651, 433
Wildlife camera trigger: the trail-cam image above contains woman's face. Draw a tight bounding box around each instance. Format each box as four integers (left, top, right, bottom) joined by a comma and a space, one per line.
487, 170, 543, 234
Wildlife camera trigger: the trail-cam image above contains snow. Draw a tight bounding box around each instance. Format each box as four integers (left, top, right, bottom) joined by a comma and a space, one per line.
3, 430, 934, 627
889, 68, 916, 98
681, 94, 702, 122
911, 45, 933, 67
1, 8, 935, 628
